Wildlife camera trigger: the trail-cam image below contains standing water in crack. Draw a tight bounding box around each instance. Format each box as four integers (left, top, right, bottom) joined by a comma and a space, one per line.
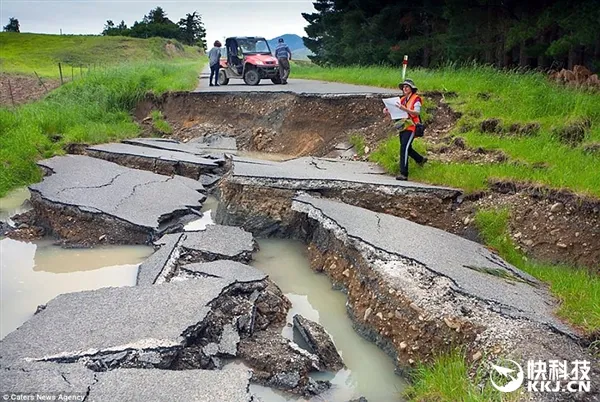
251, 238, 407, 402
184, 195, 219, 231
0, 187, 153, 339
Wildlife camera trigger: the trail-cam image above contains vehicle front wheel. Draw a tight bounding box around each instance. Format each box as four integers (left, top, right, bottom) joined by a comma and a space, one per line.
271, 76, 282, 84
243, 69, 261, 86
218, 70, 229, 85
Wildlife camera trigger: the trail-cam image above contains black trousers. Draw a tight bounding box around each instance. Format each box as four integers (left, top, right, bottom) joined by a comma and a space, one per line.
278, 58, 290, 82
399, 129, 424, 177
209, 63, 220, 85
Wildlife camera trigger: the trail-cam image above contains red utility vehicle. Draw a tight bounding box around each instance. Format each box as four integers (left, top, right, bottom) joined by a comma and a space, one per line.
218, 37, 281, 86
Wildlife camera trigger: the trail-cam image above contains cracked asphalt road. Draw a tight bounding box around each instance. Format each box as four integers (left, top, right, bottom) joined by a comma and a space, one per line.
31, 155, 205, 230
231, 156, 458, 195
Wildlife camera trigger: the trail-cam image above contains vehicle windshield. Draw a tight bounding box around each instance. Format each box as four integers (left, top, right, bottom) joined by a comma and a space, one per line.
237, 38, 271, 55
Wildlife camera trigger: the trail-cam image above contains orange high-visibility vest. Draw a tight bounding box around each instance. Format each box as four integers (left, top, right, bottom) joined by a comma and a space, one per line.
400, 94, 421, 132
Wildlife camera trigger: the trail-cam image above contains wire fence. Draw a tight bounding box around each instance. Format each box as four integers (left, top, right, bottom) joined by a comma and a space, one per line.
2, 62, 106, 107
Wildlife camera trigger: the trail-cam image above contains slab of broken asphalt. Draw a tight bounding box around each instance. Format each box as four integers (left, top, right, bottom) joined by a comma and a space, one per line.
87, 364, 253, 402
286, 194, 600, 395
87, 142, 224, 174
123, 136, 237, 154
0, 279, 231, 366
27, 155, 206, 244
230, 155, 460, 196
0, 257, 269, 400
181, 260, 267, 283
292, 193, 570, 334
0, 360, 254, 402
137, 226, 257, 286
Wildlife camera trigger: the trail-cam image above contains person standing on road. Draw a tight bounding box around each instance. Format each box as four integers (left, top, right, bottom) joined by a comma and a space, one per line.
208, 40, 222, 87
383, 78, 427, 180
275, 38, 292, 85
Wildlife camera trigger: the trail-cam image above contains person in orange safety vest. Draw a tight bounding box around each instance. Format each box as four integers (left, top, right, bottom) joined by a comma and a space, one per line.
383, 78, 428, 180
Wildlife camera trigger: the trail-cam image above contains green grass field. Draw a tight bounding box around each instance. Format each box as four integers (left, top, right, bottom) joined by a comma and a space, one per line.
0, 33, 205, 196
0, 32, 201, 78
293, 63, 600, 197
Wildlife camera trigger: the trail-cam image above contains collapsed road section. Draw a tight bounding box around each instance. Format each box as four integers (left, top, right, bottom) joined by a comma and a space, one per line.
19, 155, 206, 245
1, 223, 345, 399
136, 92, 394, 157
87, 134, 236, 181
3, 130, 597, 400
136, 225, 256, 286
216, 161, 599, 400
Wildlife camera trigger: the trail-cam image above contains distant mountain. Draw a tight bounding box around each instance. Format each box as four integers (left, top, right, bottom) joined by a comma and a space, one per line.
268, 34, 313, 61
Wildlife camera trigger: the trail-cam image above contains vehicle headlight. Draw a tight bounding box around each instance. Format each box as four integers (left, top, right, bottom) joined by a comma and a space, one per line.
255, 60, 264, 65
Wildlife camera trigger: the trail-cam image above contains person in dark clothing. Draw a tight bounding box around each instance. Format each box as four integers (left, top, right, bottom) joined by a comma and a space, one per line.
383, 78, 428, 180
208, 40, 222, 86
275, 38, 292, 84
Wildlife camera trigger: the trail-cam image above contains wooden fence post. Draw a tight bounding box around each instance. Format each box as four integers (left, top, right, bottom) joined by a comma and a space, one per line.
34, 71, 49, 93
58, 63, 64, 85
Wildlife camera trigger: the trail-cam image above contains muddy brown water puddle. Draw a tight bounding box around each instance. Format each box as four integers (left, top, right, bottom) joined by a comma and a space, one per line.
2, 189, 406, 400
251, 238, 407, 401
0, 188, 153, 339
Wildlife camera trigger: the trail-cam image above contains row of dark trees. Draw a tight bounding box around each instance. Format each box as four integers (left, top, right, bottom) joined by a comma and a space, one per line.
102, 7, 206, 50
302, 0, 600, 70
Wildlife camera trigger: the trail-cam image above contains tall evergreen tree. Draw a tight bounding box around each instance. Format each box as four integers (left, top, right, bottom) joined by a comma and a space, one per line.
302, 0, 600, 70
144, 7, 169, 24
102, 20, 129, 36
3, 17, 20, 33
130, 7, 180, 40
178, 12, 207, 49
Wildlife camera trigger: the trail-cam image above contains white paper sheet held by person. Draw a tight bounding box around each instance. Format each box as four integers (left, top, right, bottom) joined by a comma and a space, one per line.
382, 97, 408, 120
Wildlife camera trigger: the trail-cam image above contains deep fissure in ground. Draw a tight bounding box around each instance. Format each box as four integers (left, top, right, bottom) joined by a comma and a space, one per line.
134, 91, 599, 270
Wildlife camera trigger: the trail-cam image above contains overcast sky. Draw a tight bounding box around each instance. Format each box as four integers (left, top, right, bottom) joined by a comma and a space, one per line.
1, 0, 315, 44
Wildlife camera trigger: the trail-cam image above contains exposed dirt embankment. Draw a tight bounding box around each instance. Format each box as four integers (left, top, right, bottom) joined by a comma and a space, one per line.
135, 92, 391, 157
218, 173, 599, 270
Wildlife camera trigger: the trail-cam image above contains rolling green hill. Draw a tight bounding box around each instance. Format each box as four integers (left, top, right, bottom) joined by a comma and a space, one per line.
0, 33, 202, 78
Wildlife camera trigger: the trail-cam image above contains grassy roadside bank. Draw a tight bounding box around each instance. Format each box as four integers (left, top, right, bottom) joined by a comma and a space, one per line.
0, 33, 200, 78
293, 63, 600, 198
0, 59, 204, 196
474, 208, 600, 333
